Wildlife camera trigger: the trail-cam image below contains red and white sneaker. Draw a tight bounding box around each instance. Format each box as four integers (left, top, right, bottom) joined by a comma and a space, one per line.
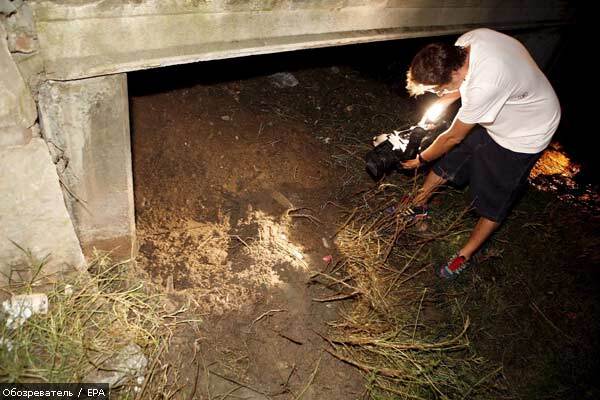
400, 205, 429, 222
438, 254, 470, 279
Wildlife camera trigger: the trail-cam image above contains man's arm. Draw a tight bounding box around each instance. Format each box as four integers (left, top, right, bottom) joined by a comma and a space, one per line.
402, 118, 475, 169
422, 118, 474, 161
438, 90, 462, 105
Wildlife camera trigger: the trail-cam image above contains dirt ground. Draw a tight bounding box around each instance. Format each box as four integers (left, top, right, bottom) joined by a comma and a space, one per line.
129, 37, 598, 400
130, 55, 372, 399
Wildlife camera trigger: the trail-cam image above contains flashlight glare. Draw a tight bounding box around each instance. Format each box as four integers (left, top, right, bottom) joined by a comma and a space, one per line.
424, 103, 446, 123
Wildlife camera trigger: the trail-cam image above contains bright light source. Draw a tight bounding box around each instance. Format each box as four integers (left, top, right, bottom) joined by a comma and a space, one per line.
422, 103, 446, 124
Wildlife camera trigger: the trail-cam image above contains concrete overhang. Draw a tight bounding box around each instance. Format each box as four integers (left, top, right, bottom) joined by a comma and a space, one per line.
30, 0, 575, 81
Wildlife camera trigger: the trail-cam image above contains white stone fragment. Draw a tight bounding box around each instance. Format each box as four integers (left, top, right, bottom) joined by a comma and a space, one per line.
2, 293, 48, 329
64, 284, 74, 296
0, 337, 14, 352
84, 343, 148, 388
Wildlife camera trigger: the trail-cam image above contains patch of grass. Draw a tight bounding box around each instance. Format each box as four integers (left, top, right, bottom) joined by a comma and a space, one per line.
314, 180, 508, 399
0, 252, 177, 398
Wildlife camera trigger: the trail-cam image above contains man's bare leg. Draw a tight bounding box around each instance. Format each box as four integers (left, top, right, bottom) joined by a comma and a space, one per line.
459, 217, 500, 259
414, 170, 447, 206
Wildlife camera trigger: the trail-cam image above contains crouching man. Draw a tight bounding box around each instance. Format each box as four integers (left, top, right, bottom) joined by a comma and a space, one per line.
401, 28, 561, 278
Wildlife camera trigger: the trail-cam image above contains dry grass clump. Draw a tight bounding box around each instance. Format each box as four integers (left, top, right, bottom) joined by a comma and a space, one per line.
315, 181, 507, 399
0, 252, 179, 398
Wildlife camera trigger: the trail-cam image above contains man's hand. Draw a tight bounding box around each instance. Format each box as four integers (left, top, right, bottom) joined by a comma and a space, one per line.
372, 133, 388, 147
401, 158, 421, 169
415, 118, 475, 163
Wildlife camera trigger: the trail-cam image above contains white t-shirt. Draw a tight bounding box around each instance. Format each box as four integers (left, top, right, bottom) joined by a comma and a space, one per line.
456, 29, 561, 154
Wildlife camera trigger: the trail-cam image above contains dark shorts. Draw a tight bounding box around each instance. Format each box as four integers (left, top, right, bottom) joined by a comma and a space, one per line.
432, 126, 541, 222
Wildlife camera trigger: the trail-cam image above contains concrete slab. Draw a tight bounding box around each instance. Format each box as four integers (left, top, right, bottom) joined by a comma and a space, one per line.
30, 0, 575, 80
38, 74, 136, 260
0, 139, 85, 285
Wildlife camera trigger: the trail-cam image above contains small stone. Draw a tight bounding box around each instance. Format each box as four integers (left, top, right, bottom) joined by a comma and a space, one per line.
269, 72, 299, 88
84, 343, 148, 388
2, 293, 48, 329
9, 33, 37, 53
165, 274, 174, 292
220, 115, 230, 121
0, 338, 13, 352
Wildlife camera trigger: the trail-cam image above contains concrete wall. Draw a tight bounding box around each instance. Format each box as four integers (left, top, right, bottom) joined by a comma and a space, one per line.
1, 7, 84, 285
30, 0, 575, 81
0, 139, 86, 285
37, 74, 136, 260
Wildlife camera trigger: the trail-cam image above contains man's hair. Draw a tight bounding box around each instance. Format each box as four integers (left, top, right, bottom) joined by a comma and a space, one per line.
406, 43, 468, 97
